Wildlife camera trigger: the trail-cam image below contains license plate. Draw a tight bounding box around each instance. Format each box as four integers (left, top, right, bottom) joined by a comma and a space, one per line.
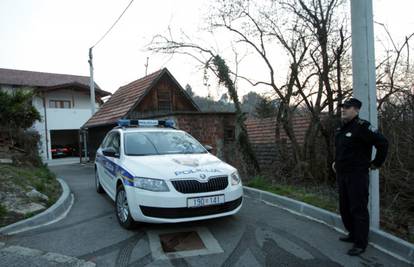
187, 195, 225, 208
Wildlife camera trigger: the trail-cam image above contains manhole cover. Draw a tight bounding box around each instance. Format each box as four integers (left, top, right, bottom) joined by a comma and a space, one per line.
160, 231, 206, 253
148, 227, 224, 260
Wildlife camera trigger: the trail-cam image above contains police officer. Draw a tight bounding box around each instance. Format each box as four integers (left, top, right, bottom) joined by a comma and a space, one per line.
333, 98, 388, 256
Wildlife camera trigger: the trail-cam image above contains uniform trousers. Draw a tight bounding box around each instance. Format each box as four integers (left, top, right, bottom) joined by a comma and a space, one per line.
337, 171, 370, 248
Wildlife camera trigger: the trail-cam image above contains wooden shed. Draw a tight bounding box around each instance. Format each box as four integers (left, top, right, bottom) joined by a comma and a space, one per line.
82, 68, 238, 164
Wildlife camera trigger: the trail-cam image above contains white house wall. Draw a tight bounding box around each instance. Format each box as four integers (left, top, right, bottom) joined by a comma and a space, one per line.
42, 89, 99, 160
44, 89, 99, 109
46, 108, 92, 130
1, 85, 100, 161
44, 89, 96, 130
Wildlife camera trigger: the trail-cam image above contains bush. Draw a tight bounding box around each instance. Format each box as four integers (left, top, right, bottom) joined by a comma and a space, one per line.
12, 130, 43, 167
0, 204, 7, 219
0, 90, 43, 167
378, 95, 414, 240
0, 90, 41, 131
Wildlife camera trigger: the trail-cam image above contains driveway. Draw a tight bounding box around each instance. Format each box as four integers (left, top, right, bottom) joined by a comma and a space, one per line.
0, 164, 409, 267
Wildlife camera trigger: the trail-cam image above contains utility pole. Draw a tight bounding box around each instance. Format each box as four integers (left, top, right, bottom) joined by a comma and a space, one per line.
350, 0, 379, 228
88, 47, 96, 116
145, 57, 149, 76
84, 0, 134, 163
84, 47, 95, 162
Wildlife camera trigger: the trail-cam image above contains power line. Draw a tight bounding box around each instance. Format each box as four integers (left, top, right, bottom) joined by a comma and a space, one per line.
87, 0, 134, 119
91, 0, 135, 49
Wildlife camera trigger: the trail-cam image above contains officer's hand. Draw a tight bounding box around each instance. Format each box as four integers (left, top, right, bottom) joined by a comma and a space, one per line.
370, 163, 379, 170
332, 162, 336, 173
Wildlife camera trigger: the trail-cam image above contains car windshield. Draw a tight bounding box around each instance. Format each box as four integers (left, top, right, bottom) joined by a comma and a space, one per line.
124, 131, 207, 156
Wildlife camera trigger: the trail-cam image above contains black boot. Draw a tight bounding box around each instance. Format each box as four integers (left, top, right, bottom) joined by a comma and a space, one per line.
347, 246, 366, 256
339, 235, 354, 243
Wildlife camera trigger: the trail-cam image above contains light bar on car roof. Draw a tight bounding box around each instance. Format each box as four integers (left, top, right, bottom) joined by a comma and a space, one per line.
138, 120, 159, 126
117, 119, 175, 128
162, 120, 175, 128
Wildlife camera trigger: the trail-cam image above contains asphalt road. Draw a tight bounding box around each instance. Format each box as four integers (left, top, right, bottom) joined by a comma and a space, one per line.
0, 164, 409, 267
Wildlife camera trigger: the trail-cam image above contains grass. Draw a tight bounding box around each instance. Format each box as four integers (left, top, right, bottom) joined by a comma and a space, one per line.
0, 164, 61, 204
246, 176, 338, 213
24, 212, 36, 219
0, 204, 7, 219
0, 164, 61, 227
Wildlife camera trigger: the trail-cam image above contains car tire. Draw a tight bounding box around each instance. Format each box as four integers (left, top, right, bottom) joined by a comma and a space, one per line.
115, 185, 136, 229
95, 168, 104, 194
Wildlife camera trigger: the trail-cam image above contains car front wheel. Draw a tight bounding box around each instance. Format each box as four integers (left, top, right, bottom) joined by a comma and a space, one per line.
115, 185, 136, 229
95, 168, 104, 194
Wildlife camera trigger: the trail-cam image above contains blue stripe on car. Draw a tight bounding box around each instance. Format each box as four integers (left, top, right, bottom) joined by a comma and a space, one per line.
96, 154, 134, 186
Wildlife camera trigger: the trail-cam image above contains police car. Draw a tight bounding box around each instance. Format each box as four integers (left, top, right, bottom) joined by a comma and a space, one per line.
94, 119, 243, 229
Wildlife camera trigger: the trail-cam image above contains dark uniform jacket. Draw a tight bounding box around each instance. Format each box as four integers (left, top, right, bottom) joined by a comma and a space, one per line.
335, 116, 388, 174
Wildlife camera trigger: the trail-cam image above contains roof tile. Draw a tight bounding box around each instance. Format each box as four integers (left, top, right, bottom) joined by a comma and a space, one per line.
83, 69, 165, 127
0, 68, 109, 96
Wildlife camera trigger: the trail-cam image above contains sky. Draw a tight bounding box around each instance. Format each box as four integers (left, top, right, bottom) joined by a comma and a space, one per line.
0, 0, 413, 99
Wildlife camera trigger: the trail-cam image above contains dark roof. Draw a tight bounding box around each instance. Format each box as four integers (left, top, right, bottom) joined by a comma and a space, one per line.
246, 115, 310, 144
83, 68, 199, 128
0, 68, 110, 97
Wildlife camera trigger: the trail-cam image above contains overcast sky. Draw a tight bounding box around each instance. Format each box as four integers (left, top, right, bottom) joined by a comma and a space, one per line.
1, 0, 413, 99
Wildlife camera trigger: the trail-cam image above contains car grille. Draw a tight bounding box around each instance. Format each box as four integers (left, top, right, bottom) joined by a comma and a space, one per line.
171, 176, 229, 194
140, 197, 242, 219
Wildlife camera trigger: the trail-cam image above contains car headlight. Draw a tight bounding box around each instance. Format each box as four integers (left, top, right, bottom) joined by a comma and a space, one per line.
133, 177, 169, 192
231, 171, 241, 185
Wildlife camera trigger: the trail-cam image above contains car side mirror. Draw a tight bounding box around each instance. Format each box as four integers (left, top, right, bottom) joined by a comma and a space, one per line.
102, 147, 119, 158
204, 145, 213, 152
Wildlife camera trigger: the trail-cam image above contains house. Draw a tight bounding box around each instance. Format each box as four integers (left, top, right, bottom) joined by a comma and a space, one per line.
84, 68, 199, 127
0, 68, 111, 161
83, 68, 238, 165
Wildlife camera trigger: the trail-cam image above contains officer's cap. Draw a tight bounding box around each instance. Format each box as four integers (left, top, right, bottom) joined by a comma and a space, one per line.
340, 98, 362, 109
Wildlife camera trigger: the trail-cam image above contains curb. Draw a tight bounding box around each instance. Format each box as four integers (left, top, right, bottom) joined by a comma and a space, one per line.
0, 178, 74, 235
243, 186, 414, 265
0, 243, 95, 266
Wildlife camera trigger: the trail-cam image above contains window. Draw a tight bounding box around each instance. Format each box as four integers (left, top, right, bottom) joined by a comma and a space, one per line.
124, 133, 158, 156
49, 100, 71, 109
157, 90, 172, 112
101, 133, 113, 149
124, 132, 207, 156
224, 126, 235, 142
107, 133, 120, 154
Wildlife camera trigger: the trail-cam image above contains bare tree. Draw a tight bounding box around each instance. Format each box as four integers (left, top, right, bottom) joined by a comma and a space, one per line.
148, 33, 260, 175
206, 0, 318, 168
277, 0, 351, 180
372, 23, 414, 239
375, 22, 414, 110
149, 0, 351, 180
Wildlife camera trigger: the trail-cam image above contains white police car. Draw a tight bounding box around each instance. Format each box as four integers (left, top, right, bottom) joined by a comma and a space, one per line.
94, 119, 243, 229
